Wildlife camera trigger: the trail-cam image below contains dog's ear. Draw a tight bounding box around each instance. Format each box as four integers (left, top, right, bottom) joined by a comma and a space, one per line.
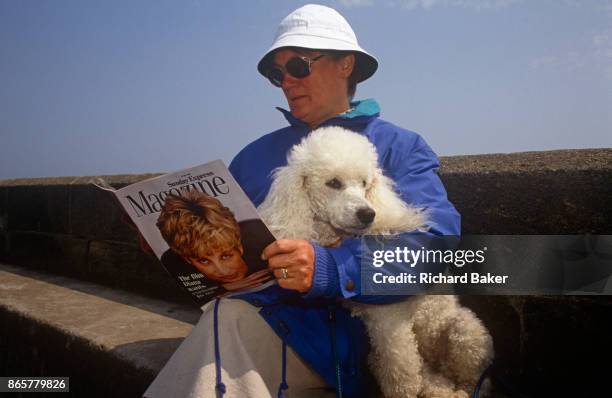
257, 165, 315, 240
367, 170, 427, 234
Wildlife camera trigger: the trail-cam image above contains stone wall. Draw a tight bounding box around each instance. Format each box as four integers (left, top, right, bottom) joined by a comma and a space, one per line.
1, 148, 611, 397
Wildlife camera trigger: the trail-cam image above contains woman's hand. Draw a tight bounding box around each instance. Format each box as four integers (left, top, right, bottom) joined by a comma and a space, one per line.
262, 239, 315, 293
221, 269, 272, 291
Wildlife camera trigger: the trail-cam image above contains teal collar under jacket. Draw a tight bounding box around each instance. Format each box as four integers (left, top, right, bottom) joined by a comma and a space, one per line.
276, 98, 381, 130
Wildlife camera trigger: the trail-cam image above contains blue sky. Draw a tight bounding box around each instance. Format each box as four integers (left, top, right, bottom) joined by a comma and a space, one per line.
1, 0, 610, 179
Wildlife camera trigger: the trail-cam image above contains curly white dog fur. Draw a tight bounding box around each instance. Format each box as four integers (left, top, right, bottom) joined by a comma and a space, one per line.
259, 126, 493, 398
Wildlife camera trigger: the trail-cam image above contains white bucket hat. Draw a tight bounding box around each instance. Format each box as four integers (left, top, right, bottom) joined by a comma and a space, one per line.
257, 4, 378, 83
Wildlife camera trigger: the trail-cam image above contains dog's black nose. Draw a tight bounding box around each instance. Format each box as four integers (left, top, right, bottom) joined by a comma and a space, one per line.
356, 207, 376, 225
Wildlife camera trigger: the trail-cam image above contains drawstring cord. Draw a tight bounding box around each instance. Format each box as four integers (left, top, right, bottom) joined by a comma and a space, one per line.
329, 306, 343, 398
277, 338, 289, 398
472, 364, 492, 398
214, 298, 226, 396
214, 298, 290, 398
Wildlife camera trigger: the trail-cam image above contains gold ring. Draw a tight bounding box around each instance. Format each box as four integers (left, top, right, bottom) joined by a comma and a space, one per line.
281, 267, 288, 279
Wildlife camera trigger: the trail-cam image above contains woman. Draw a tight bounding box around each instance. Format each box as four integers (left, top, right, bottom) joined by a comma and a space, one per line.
156, 192, 272, 298
144, 4, 460, 398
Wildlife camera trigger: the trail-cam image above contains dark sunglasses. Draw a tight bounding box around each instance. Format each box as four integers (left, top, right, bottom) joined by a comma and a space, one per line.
265, 54, 326, 87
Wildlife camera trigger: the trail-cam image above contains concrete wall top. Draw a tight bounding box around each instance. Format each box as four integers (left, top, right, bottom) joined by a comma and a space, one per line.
439, 148, 612, 174
2, 148, 611, 187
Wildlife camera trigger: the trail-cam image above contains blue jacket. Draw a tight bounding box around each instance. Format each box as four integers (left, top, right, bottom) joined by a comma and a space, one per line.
229, 99, 461, 397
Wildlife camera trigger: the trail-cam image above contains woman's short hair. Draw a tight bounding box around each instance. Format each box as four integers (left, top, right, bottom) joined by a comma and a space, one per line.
323, 49, 358, 100
156, 191, 243, 259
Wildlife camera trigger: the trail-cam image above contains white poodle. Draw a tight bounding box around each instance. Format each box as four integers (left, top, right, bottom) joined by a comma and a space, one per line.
258, 126, 494, 398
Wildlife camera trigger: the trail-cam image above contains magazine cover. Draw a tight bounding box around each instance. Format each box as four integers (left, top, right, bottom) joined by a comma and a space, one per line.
96, 160, 276, 307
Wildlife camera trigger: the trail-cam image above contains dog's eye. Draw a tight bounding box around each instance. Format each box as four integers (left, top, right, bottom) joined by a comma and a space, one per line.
362, 180, 367, 187
325, 178, 343, 190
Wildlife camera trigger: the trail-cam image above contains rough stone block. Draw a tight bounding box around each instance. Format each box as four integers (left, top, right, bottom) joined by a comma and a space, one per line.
0, 189, 6, 260
87, 240, 192, 304
519, 296, 612, 396
45, 235, 90, 278
5, 232, 51, 271
69, 184, 137, 242
6, 185, 70, 234
4, 232, 89, 276
0, 231, 6, 260
0, 186, 7, 224
460, 296, 523, 365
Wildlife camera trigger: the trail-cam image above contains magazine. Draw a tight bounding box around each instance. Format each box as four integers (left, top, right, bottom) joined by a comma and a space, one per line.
94, 160, 276, 307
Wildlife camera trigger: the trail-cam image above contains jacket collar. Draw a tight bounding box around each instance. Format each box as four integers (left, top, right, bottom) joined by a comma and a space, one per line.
276, 98, 380, 130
